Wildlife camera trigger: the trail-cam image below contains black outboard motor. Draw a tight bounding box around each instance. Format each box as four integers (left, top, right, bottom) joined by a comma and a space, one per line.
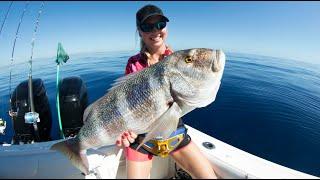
59, 76, 88, 137
10, 78, 52, 144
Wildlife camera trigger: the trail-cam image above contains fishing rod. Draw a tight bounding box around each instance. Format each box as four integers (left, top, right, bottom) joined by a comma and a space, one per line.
8, 1, 30, 118
24, 1, 45, 142
0, 1, 13, 37
28, 1, 45, 112
0, 1, 14, 136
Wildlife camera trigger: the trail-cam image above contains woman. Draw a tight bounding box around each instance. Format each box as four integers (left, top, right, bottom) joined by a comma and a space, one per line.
116, 4, 217, 179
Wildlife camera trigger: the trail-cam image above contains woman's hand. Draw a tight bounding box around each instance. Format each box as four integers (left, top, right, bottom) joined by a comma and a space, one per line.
116, 130, 138, 148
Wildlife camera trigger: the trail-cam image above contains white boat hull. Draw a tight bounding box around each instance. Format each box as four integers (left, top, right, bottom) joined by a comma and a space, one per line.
0, 125, 318, 179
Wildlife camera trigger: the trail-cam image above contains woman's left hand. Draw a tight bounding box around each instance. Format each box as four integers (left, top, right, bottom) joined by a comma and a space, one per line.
115, 130, 138, 148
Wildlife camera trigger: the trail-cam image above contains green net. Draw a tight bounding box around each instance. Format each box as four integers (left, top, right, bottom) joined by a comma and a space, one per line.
55, 42, 69, 65
55, 42, 69, 139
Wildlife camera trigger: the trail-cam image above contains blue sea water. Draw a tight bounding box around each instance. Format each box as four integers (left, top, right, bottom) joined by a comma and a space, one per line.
0, 51, 319, 176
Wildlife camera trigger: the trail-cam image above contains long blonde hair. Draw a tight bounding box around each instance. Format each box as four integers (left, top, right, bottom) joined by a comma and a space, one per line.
134, 29, 151, 60
140, 39, 152, 60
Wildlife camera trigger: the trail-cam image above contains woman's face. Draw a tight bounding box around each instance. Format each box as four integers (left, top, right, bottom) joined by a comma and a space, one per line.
139, 15, 168, 50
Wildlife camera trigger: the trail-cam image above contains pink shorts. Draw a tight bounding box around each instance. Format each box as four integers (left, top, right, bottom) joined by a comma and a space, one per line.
125, 146, 153, 161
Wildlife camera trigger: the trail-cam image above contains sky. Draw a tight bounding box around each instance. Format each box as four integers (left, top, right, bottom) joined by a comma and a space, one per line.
0, 1, 319, 66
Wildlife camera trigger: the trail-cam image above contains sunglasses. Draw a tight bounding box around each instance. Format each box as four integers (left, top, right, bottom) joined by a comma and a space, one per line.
140, 21, 167, 33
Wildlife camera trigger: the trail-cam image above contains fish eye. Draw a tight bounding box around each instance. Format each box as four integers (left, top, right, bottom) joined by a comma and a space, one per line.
185, 56, 193, 63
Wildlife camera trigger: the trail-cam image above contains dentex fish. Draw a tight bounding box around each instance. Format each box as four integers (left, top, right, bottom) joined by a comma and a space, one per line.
50, 48, 226, 175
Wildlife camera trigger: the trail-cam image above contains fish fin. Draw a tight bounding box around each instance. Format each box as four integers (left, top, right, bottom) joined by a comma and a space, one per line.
136, 102, 182, 150
50, 138, 89, 175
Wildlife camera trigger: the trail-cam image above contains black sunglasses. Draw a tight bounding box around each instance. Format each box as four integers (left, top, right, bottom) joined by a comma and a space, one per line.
140, 21, 167, 33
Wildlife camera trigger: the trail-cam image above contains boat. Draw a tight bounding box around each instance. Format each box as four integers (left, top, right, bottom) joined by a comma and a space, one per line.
0, 125, 318, 179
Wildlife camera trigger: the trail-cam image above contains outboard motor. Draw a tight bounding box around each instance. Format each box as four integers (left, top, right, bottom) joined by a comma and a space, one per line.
59, 76, 88, 137
10, 78, 52, 144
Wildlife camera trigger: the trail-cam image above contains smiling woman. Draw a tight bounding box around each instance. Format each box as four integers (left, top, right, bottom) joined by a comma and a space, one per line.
116, 4, 219, 179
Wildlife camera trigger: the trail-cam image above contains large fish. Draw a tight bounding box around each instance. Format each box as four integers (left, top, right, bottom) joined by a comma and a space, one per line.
50, 48, 226, 175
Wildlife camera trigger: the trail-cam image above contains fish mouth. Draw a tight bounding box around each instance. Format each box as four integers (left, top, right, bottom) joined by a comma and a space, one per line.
212, 49, 226, 72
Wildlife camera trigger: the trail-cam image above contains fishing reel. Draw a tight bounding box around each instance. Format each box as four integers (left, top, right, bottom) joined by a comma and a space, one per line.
8, 109, 18, 118
0, 118, 6, 135
9, 104, 41, 124
24, 112, 40, 124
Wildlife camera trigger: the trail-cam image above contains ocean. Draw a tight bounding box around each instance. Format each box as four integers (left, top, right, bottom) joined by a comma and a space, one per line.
0, 50, 319, 176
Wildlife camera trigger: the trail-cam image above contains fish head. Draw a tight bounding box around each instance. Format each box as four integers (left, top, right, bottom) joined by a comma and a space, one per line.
168, 48, 225, 78
166, 48, 226, 109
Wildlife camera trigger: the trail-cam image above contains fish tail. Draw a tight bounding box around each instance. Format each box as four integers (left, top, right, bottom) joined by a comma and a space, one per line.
50, 139, 89, 175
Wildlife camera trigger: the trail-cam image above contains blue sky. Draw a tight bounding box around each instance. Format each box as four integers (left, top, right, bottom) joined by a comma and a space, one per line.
0, 1, 319, 66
